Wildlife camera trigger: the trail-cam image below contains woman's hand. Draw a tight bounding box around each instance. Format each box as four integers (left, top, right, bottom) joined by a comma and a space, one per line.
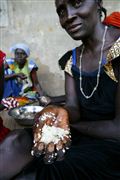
31, 105, 71, 164
16, 73, 27, 80
38, 96, 51, 106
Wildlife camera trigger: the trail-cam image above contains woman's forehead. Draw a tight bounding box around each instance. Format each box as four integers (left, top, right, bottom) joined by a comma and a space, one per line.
15, 48, 26, 54
55, 0, 69, 6
55, 0, 97, 6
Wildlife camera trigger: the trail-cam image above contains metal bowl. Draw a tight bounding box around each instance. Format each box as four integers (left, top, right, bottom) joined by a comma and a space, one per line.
8, 105, 44, 126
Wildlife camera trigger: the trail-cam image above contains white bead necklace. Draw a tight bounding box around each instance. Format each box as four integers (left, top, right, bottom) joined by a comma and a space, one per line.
79, 26, 108, 99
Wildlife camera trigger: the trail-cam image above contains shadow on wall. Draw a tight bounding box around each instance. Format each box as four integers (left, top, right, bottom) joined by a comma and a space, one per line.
37, 63, 64, 96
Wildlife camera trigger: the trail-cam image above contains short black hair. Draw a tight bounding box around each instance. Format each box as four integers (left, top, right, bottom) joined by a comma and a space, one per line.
96, 0, 107, 18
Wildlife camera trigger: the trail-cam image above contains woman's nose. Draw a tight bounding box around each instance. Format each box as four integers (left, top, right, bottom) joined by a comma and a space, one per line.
66, 5, 76, 21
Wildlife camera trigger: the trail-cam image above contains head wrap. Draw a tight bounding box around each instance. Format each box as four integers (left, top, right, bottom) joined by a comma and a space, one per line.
0, 50, 6, 68
103, 12, 120, 28
10, 43, 30, 57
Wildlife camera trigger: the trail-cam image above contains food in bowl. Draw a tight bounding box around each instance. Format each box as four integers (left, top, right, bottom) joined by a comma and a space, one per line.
9, 105, 44, 126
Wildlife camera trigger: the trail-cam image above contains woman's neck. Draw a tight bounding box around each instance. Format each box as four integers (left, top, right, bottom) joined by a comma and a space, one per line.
15, 59, 27, 69
82, 24, 106, 52
18, 64, 25, 69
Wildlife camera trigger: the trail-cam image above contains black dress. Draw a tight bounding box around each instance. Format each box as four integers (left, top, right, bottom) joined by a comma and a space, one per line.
13, 39, 120, 180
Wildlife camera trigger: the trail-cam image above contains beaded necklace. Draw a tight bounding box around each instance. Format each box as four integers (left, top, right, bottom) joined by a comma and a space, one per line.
79, 26, 108, 99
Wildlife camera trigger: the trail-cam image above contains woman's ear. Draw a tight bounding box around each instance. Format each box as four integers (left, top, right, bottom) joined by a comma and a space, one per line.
96, 0, 103, 10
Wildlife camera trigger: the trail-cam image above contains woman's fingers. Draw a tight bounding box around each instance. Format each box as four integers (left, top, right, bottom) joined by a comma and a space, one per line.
55, 136, 71, 162
31, 142, 45, 157
63, 136, 71, 150
44, 142, 56, 164
56, 140, 65, 161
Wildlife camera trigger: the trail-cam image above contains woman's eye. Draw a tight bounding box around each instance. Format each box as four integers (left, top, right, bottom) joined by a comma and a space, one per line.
59, 9, 65, 17
57, 8, 66, 18
74, 0, 84, 7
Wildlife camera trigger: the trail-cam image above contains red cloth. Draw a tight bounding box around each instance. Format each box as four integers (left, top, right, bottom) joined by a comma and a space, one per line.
103, 12, 120, 28
0, 51, 10, 142
0, 50, 6, 68
0, 117, 10, 142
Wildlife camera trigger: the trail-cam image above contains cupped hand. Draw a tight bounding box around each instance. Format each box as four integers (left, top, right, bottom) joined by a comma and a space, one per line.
31, 105, 71, 164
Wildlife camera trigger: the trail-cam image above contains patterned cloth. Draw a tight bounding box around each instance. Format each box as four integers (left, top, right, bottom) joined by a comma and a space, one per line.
1, 97, 19, 110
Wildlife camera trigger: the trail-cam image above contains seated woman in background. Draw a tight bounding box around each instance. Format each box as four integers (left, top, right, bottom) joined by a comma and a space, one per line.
3, 43, 65, 107
3, 43, 44, 102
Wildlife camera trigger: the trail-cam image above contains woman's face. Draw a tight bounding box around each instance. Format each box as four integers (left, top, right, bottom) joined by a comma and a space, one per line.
15, 48, 27, 65
55, 0, 100, 40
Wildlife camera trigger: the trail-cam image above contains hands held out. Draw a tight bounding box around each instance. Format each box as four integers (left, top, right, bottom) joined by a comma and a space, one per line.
16, 73, 27, 80
31, 105, 71, 164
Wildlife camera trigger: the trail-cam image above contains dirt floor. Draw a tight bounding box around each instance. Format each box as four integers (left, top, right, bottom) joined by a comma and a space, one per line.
0, 110, 24, 130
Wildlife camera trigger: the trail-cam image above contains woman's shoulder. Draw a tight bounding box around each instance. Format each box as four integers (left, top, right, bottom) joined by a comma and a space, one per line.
58, 45, 83, 70
107, 35, 120, 63
6, 58, 14, 64
28, 59, 38, 71
58, 50, 72, 70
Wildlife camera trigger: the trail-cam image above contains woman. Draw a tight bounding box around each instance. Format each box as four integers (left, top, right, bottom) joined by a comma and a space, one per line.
1, 0, 120, 179
29, 0, 120, 179
3, 43, 44, 100
3, 43, 65, 107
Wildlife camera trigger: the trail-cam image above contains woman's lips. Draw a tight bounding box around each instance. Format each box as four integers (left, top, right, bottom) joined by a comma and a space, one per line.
67, 24, 82, 33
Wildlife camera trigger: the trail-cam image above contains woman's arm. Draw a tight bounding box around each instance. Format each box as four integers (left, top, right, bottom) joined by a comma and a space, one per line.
4, 73, 18, 80
30, 69, 44, 96
71, 74, 120, 140
64, 72, 81, 123
47, 95, 65, 105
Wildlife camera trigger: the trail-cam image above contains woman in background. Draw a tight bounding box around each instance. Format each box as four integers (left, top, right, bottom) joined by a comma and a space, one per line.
3, 43, 44, 100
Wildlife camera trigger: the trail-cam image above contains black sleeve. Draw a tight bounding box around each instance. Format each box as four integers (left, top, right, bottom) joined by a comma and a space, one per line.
58, 50, 72, 70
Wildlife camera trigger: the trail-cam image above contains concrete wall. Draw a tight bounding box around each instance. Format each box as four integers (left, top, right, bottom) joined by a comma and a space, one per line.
1, 0, 120, 95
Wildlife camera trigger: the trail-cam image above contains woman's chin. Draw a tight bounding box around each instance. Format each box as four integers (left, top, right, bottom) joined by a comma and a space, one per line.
69, 32, 83, 41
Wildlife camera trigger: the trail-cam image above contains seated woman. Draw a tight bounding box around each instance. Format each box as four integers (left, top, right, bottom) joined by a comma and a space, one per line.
3, 43, 65, 107
3, 43, 44, 103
